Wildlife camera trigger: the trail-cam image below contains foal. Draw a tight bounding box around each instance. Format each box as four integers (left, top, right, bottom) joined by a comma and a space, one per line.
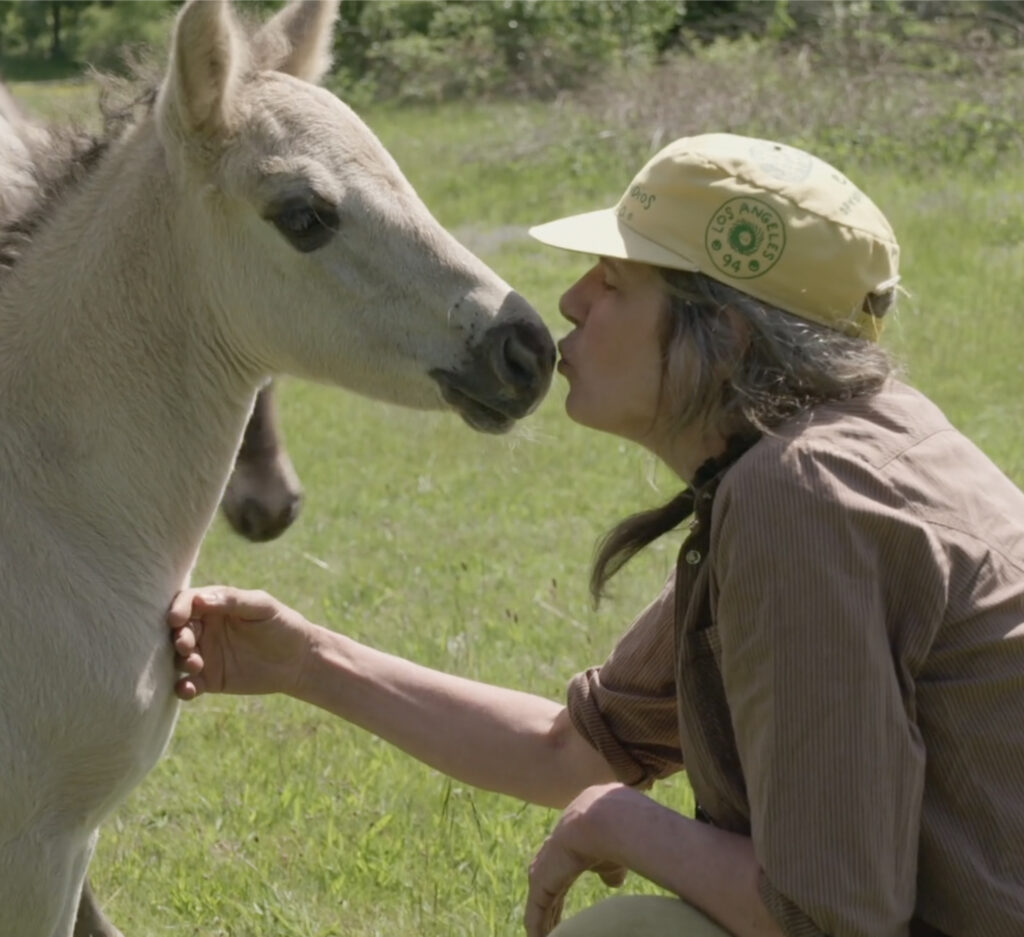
0, 2, 553, 935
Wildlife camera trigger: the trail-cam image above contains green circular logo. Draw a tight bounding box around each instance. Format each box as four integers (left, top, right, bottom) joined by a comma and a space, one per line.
728, 222, 762, 255
705, 197, 786, 280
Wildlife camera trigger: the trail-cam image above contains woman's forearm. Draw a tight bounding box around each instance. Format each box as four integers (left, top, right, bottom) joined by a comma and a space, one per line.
294, 626, 616, 808
636, 813, 781, 935
597, 789, 783, 937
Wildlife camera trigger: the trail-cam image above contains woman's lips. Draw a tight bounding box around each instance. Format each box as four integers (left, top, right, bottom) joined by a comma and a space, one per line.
556, 340, 571, 374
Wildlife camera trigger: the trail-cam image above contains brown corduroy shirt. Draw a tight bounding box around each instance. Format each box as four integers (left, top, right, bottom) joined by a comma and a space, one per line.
567, 380, 1024, 937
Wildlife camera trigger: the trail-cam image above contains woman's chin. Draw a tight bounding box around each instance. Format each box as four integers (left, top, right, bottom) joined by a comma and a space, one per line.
562, 392, 584, 425
563, 395, 604, 433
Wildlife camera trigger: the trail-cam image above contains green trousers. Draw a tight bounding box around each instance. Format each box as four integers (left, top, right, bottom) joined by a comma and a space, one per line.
549, 895, 732, 937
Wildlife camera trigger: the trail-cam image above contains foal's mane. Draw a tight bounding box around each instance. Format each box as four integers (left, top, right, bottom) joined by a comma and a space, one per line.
0, 76, 157, 284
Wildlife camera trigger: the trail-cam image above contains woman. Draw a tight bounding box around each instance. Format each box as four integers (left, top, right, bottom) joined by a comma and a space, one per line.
170, 134, 1024, 937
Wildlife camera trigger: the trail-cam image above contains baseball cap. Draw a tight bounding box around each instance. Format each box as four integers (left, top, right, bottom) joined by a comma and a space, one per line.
528, 133, 900, 340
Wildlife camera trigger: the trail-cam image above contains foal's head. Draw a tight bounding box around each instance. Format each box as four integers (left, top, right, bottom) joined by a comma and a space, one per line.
155, 0, 554, 433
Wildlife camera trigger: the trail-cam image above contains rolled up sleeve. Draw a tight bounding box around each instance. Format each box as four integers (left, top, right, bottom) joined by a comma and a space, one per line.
713, 446, 944, 937
566, 574, 684, 788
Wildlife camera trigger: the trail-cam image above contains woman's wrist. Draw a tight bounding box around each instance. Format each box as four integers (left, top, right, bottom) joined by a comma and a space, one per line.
291, 622, 347, 704
577, 783, 656, 866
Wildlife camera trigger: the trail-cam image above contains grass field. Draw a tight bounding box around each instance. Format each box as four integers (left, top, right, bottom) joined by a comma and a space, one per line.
8, 71, 1024, 936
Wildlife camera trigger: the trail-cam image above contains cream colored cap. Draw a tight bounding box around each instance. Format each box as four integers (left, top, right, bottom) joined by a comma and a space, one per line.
529, 133, 900, 339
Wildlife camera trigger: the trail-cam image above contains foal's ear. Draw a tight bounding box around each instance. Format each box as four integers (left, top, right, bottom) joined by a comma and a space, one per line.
159, 0, 244, 139
253, 0, 340, 85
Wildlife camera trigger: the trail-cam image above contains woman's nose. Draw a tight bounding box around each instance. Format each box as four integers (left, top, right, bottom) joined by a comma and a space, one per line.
558, 292, 577, 324
559, 279, 587, 325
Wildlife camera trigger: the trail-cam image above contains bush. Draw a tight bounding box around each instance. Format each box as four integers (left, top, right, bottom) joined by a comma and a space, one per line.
66, 1, 172, 73
543, 11, 1024, 178
329, 1, 681, 106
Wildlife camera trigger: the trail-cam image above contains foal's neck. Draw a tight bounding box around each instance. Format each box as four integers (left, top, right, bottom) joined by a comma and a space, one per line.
0, 119, 259, 583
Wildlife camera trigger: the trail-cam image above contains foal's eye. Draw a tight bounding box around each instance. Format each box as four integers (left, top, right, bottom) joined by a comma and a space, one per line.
267, 199, 340, 253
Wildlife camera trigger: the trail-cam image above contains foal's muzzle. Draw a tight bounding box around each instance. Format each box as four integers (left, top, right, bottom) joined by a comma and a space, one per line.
432, 307, 555, 434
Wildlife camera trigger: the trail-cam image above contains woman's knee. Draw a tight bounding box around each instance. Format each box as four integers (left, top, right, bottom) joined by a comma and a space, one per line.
549, 894, 732, 937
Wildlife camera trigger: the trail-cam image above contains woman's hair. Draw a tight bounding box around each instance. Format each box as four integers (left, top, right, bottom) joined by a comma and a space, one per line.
589, 267, 896, 602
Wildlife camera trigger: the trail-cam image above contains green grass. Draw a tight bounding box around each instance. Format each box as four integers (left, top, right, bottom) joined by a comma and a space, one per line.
6, 76, 95, 124
8, 82, 1024, 935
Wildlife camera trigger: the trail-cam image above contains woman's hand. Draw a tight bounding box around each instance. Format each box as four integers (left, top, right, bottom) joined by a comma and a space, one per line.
525, 783, 634, 937
168, 587, 317, 700
528, 783, 784, 937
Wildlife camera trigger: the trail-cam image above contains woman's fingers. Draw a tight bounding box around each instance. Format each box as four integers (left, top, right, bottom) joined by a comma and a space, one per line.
171, 619, 199, 655
166, 588, 200, 629
167, 586, 276, 633
172, 620, 206, 701
168, 594, 210, 702
174, 647, 203, 675
525, 838, 581, 937
524, 854, 625, 936
174, 673, 206, 701
191, 587, 279, 621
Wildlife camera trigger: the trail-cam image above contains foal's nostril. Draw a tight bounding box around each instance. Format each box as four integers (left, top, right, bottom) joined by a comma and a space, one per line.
493, 322, 554, 392
499, 333, 533, 385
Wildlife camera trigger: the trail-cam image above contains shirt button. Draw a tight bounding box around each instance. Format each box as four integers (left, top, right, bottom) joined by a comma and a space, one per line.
685, 549, 702, 566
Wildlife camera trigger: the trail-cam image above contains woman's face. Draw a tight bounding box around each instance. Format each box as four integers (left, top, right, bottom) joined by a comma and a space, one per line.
557, 258, 668, 444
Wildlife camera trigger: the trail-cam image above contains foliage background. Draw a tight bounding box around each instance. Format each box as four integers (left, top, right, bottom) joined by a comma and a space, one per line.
5, 0, 1024, 168
3, 0, 1024, 100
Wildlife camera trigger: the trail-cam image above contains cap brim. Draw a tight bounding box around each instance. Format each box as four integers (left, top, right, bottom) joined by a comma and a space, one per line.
528, 209, 701, 273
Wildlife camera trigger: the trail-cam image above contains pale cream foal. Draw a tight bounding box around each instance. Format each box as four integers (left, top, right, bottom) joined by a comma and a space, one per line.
0, 2, 553, 935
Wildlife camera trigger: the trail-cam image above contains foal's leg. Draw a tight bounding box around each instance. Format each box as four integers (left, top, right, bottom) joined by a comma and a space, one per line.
0, 828, 86, 937
73, 876, 125, 937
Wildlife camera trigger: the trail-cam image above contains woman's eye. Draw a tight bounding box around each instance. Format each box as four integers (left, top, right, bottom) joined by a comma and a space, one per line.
269, 201, 340, 253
